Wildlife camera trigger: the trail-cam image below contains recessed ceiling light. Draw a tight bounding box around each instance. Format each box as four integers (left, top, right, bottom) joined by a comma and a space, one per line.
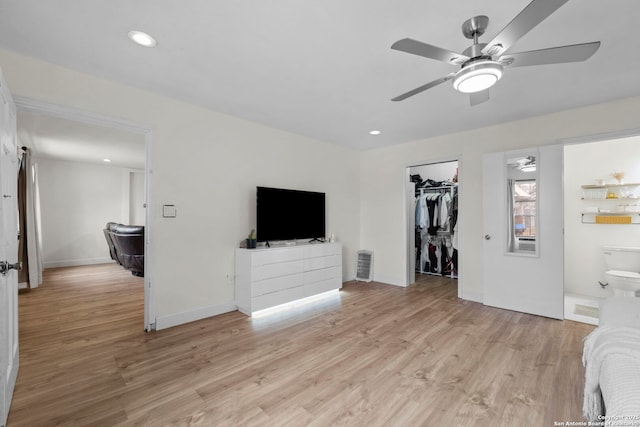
369, 130, 381, 135
103, 158, 111, 163
127, 30, 157, 48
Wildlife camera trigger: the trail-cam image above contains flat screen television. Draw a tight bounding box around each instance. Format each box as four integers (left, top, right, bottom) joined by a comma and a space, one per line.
256, 186, 325, 243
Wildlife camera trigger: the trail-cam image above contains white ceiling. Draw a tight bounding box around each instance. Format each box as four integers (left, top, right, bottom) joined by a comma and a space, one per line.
17, 111, 146, 169
1, 0, 639, 151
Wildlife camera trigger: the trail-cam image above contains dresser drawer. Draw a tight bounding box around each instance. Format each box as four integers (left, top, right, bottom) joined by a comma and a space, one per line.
253, 273, 304, 297
304, 243, 340, 258
251, 247, 304, 266
252, 260, 303, 281
303, 278, 341, 297
303, 266, 340, 285
252, 286, 304, 312
304, 255, 339, 271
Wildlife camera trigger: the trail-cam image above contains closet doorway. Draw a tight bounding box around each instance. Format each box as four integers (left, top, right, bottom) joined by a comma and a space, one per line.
406, 160, 460, 289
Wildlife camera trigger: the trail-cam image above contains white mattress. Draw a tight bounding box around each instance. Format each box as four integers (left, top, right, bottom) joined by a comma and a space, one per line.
600, 355, 640, 427
584, 297, 640, 425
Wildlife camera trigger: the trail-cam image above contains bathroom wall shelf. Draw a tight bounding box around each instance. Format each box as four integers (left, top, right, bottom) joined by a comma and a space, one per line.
581, 183, 640, 199
581, 182, 640, 189
581, 197, 640, 201
580, 183, 640, 223
582, 212, 640, 224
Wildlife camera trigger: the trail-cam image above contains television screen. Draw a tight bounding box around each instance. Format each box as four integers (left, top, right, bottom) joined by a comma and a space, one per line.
256, 186, 325, 242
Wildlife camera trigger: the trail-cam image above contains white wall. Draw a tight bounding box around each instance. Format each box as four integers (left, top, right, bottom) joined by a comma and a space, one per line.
0, 49, 361, 329
409, 161, 458, 183
564, 135, 640, 298
36, 157, 129, 267
360, 97, 640, 302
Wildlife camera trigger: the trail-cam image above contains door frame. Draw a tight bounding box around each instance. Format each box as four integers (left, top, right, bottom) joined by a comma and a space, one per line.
13, 96, 156, 331
404, 155, 464, 298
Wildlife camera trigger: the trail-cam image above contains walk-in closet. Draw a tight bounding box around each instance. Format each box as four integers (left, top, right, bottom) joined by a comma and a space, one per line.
409, 161, 459, 282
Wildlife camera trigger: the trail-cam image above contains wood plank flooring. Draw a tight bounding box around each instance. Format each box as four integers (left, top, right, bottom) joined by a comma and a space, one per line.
8, 265, 594, 426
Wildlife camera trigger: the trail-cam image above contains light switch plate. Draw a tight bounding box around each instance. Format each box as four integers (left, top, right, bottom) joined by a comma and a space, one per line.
163, 204, 176, 218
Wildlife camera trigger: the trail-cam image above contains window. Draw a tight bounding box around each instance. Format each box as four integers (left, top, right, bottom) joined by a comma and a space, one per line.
506, 152, 538, 255
514, 180, 536, 238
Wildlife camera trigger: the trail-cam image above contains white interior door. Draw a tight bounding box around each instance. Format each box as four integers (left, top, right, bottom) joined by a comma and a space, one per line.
482, 145, 564, 319
0, 71, 19, 426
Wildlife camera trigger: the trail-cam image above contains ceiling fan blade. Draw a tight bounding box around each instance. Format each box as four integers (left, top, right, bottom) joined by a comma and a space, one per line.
482, 0, 570, 57
470, 90, 490, 106
391, 73, 456, 102
500, 41, 600, 67
391, 38, 469, 65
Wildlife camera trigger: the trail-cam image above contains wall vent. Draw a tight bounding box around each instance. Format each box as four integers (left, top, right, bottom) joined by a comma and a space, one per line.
356, 250, 373, 282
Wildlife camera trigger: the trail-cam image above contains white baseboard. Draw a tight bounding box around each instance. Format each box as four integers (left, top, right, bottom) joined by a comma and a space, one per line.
155, 302, 237, 330
373, 275, 406, 287
44, 257, 112, 269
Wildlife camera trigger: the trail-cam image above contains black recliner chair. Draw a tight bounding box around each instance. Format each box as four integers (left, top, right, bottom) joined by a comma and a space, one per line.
103, 223, 145, 277
103, 222, 120, 264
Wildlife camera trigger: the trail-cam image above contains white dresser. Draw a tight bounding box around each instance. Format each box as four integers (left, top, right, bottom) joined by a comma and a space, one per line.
235, 243, 342, 315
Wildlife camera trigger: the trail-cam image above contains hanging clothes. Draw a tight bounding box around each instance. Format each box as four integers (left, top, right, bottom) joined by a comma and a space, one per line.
439, 192, 452, 232
414, 184, 458, 277
426, 197, 439, 234
415, 193, 429, 229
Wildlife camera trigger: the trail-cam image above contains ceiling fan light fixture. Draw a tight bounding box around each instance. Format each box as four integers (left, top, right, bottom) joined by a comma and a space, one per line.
452, 61, 503, 93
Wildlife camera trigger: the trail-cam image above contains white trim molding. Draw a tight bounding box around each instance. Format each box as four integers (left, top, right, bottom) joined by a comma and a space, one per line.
155, 303, 238, 330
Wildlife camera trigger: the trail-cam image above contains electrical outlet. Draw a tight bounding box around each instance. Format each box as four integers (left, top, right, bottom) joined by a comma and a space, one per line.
226, 273, 235, 285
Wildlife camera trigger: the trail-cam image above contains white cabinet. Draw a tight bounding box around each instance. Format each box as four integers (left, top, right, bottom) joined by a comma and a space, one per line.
235, 243, 342, 315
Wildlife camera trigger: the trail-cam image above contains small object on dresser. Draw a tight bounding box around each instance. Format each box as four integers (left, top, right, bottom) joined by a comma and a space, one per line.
246, 229, 257, 249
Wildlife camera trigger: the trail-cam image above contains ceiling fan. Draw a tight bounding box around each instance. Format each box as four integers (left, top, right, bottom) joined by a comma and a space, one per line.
390, 0, 600, 105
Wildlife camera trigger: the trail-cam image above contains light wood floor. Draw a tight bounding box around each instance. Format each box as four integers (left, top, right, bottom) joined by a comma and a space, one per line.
8, 265, 594, 426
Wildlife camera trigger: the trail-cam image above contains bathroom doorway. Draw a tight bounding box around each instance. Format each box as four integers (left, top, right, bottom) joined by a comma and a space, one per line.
563, 133, 640, 323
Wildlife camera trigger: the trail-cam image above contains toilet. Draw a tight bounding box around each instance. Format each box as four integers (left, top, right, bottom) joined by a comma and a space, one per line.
603, 246, 640, 297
